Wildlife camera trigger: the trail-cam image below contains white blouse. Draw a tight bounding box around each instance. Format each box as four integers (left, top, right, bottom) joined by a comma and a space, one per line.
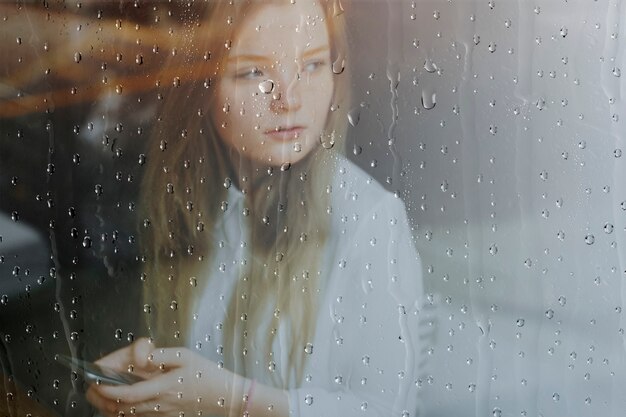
189, 158, 425, 417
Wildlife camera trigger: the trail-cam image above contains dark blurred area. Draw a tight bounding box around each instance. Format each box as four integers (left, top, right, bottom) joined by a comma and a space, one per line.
0, 2, 167, 415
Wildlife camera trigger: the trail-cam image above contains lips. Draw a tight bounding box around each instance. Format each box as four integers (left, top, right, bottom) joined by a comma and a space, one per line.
264, 126, 304, 141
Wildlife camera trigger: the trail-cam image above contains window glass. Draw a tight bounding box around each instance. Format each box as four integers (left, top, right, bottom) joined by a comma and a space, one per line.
1, 1, 624, 416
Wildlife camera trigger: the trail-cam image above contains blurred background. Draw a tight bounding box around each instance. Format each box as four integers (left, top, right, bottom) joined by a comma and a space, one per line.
1, 0, 625, 416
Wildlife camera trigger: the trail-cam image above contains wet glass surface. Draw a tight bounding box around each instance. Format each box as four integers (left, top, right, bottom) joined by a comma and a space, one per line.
1, 1, 625, 416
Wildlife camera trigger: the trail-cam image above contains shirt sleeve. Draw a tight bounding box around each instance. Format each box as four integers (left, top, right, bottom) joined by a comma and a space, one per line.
287, 193, 425, 417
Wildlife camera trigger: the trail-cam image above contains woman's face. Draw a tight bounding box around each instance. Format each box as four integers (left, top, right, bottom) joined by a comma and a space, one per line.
212, 1, 334, 168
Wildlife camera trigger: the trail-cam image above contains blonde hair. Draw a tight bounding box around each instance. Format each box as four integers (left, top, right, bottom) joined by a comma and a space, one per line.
139, 0, 350, 387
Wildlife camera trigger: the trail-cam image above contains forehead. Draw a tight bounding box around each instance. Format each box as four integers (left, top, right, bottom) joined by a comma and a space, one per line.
232, 2, 330, 56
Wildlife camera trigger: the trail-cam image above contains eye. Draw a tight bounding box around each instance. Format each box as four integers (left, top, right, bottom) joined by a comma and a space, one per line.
302, 59, 326, 73
237, 67, 264, 80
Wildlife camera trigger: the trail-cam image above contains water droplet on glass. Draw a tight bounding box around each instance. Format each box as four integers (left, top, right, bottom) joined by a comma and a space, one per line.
258, 80, 274, 94
332, 58, 345, 74
423, 59, 438, 73
584, 234, 595, 245
421, 90, 436, 110
319, 133, 335, 149
348, 108, 361, 127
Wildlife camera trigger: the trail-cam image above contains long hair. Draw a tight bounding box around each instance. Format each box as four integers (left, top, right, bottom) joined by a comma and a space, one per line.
139, 0, 350, 388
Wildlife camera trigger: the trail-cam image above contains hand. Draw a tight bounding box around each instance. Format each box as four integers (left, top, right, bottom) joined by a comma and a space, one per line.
86, 338, 246, 417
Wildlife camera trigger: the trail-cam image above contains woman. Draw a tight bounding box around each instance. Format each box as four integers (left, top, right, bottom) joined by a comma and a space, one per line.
86, 1, 424, 416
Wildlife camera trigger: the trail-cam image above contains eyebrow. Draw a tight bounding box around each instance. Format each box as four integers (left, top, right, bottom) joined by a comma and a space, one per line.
301, 45, 331, 60
228, 46, 330, 64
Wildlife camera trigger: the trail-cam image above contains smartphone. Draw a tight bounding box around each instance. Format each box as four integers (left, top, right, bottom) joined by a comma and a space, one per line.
56, 354, 145, 386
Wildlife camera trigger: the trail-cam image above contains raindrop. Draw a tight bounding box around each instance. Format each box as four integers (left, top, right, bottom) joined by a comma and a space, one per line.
332, 58, 345, 74
258, 80, 274, 94
74, 52, 82, 63
348, 108, 361, 127
604, 223, 614, 234
319, 133, 335, 149
516, 318, 525, 327
304, 395, 314, 406
421, 90, 437, 110
536, 98, 546, 110
423, 59, 438, 73
584, 234, 595, 245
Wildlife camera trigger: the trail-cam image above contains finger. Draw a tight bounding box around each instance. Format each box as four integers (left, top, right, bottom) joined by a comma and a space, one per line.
131, 337, 155, 369
149, 347, 197, 369
123, 398, 174, 416
95, 372, 177, 404
86, 386, 117, 416
96, 338, 156, 373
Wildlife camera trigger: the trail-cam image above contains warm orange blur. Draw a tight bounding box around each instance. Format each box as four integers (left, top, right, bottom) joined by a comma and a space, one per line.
0, 2, 212, 118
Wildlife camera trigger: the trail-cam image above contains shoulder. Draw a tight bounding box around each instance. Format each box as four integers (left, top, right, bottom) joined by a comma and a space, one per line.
324, 156, 423, 299
328, 156, 406, 221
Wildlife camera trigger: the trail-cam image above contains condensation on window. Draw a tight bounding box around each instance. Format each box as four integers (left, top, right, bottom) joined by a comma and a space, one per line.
1, 1, 625, 417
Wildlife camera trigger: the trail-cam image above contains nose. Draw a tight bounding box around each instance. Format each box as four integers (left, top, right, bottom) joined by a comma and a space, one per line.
269, 70, 302, 114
